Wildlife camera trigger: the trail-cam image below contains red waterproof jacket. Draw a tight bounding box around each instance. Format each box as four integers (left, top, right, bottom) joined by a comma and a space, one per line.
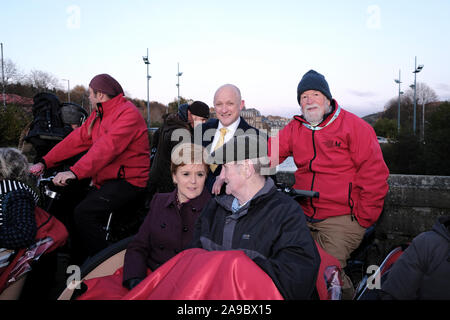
43, 94, 150, 188
269, 100, 389, 228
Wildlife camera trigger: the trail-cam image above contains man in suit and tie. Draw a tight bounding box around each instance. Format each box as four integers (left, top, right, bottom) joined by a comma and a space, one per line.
199, 84, 261, 194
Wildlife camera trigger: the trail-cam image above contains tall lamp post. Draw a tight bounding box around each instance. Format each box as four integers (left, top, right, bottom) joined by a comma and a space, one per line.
422, 97, 426, 141
394, 70, 402, 134
62, 78, 70, 102
412, 56, 424, 134
176, 62, 183, 108
142, 48, 151, 128
1, 42, 6, 108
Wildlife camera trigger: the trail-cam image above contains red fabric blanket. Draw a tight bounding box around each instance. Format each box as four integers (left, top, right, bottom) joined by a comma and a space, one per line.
0, 207, 68, 293
314, 241, 342, 300
78, 248, 283, 300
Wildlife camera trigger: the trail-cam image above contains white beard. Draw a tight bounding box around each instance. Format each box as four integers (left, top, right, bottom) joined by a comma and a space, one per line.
303, 103, 331, 126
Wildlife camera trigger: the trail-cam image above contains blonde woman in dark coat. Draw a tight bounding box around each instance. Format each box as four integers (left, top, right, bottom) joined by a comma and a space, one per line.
122, 143, 211, 290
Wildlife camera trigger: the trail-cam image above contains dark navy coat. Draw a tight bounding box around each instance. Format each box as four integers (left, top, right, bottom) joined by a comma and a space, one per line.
380, 216, 450, 300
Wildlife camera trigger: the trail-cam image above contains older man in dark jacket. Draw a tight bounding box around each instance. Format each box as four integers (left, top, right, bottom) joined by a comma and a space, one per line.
189, 134, 321, 300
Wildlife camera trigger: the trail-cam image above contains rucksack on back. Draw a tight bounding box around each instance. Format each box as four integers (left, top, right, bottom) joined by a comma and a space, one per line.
24, 93, 74, 159
25, 92, 70, 141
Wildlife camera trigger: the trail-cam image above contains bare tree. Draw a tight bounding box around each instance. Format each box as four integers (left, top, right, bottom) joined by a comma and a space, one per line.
3, 58, 24, 84
70, 85, 90, 108
404, 82, 439, 105
26, 69, 60, 91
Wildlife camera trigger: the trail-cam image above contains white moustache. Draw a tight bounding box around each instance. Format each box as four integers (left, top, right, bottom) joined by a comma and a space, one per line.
304, 104, 321, 111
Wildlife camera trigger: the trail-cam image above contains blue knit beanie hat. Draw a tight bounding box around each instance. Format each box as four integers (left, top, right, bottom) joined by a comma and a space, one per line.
297, 70, 332, 105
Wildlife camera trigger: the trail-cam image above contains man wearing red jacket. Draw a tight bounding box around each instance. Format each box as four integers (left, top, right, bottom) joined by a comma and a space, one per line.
30, 74, 150, 259
269, 70, 389, 299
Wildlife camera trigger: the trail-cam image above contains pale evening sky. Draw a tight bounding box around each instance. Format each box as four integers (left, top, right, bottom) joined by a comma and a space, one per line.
1, 0, 449, 118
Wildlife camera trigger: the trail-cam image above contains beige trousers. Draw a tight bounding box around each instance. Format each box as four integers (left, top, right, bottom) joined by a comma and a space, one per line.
307, 215, 366, 300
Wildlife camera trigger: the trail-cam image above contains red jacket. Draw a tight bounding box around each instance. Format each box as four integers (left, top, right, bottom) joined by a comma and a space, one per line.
43, 94, 150, 188
269, 100, 389, 228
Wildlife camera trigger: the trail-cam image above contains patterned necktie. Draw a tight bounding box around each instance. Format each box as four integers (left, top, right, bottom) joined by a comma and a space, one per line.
210, 127, 228, 173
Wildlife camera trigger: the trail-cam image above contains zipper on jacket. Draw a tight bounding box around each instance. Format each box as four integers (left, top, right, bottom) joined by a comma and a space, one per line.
348, 182, 355, 221
309, 130, 317, 219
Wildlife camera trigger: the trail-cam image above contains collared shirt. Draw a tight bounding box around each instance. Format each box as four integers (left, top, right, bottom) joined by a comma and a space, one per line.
210, 117, 241, 153
231, 197, 249, 213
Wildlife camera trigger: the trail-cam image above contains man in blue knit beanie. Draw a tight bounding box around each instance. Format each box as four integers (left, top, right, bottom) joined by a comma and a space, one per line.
268, 69, 389, 299
296, 70, 333, 126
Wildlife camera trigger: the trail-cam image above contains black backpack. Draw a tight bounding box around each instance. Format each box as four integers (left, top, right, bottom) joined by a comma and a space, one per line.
24, 92, 73, 159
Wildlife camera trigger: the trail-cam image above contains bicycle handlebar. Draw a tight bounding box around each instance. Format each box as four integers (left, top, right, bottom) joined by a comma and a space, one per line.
276, 183, 319, 199
38, 175, 75, 187
290, 189, 320, 198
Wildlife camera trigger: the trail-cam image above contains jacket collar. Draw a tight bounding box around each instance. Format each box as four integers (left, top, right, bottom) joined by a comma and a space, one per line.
215, 177, 276, 213
164, 186, 211, 210
294, 99, 341, 131
203, 116, 253, 133
217, 117, 241, 133
163, 113, 192, 133
434, 216, 450, 242
95, 94, 125, 118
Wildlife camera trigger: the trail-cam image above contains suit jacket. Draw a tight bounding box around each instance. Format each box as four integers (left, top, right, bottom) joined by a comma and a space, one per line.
199, 117, 261, 192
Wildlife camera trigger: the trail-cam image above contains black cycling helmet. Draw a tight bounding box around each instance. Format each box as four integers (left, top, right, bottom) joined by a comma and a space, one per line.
60, 103, 89, 127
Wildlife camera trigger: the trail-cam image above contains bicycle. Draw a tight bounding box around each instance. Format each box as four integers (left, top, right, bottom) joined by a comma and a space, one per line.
22, 173, 147, 299
37, 174, 146, 245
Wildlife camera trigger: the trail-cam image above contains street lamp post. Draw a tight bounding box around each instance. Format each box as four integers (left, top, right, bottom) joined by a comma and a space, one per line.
412, 56, 424, 134
62, 78, 70, 102
142, 48, 151, 128
176, 62, 183, 108
422, 98, 426, 141
1, 42, 6, 108
394, 70, 402, 134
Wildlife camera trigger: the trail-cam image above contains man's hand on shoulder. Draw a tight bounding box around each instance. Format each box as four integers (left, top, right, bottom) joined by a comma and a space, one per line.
212, 175, 226, 195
